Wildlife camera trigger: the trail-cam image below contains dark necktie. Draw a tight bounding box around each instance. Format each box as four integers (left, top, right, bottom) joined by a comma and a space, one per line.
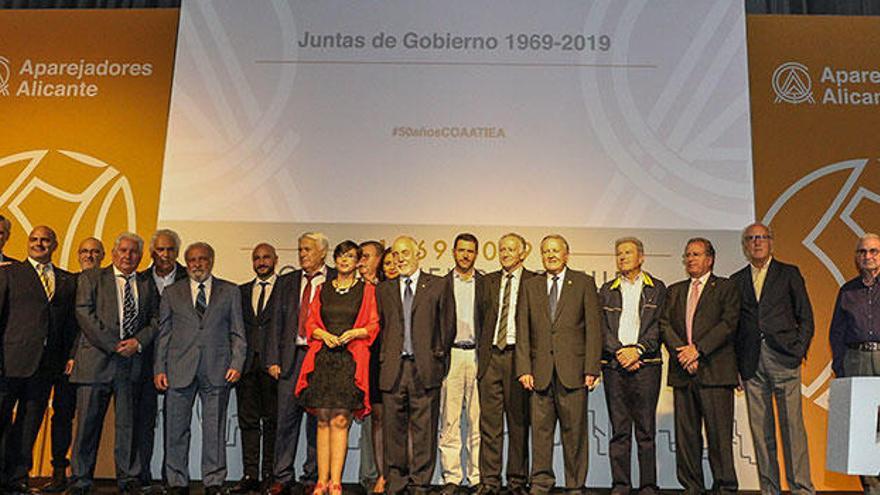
403, 277, 414, 355
495, 273, 514, 348
256, 281, 269, 317
196, 282, 207, 317
298, 273, 315, 339
549, 275, 559, 319
121, 274, 137, 339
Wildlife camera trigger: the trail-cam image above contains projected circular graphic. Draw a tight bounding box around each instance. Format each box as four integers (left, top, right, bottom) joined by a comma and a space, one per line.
0, 150, 137, 269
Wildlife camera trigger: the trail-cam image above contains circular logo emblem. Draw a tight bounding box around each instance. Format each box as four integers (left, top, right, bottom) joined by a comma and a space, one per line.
0, 56, 11, 96
772, 62, 814, 104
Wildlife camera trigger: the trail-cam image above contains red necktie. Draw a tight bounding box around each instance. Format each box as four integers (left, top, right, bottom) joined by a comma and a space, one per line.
298, 273, 314, 339
686, 279, 702, 344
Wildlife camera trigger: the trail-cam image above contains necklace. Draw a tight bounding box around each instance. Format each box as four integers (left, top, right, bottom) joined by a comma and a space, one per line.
333, 278, 358, 294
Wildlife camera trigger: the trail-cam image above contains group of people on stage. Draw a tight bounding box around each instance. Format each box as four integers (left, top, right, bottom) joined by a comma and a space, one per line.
0, 214, 879, 495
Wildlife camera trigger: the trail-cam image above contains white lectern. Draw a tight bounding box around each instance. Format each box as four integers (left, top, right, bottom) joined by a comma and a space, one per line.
826, 376, 880, 474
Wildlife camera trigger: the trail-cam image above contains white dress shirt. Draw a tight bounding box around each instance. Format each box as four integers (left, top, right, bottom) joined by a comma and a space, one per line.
152, 264, 178, 296
29, 257, 55, 298
617, 274, 644, 346
546, 266, 567, 299
453, 270, 476, 344
296, 266, 327, 346
190, 276, 214, 307
251, 273, 277, 314
493, 266, 523, 346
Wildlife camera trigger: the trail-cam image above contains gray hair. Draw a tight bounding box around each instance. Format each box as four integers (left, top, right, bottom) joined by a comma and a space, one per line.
740, 222, 774, 260
614, 236, 644, 255
184, 241, 215, 260
114, 232, 144, 252
857, 232, 880, 250
299, 232, 329, 259
499, 232, 527, 251
540, 234, 570, 254
150, 228, 181, 252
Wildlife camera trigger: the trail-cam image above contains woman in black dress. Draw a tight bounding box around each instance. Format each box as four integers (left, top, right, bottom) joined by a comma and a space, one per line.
295, 241, 379, 495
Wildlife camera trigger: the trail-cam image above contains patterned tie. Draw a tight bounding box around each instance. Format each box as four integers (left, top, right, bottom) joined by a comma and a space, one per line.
298, 273, 315, 339
256, 281, 269, 317
686, 279, 702, 344
196, 282, 207, 317
495, 273, 514, 348
38, 263, 54, 300
121, 274, 137, 339
549, 275, 559, 319
403, 277, 414, 355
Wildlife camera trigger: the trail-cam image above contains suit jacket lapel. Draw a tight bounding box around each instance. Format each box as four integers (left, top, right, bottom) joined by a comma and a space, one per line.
102, 268, 122, 330
758, 259, 780, 306
411, 272, 429, 314
552, 270, 573, 322
242, 282, 255, 321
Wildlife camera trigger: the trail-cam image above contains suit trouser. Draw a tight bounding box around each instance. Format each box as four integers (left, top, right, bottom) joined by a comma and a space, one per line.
529, 371, 588, 494
603, 364, 661, 494
132, 377, 159, 483
744, 342, 814, 495
673, 382, 737, 495
439, 348, 481, 485
236, 364, 278, 480
0, 374, 52, 485
71, 374, 139, 489
843, 348, 880, 495
383, 359, 441, 494
49, 372, 77, 470
274, 346, 318, 485
165, 377, 230, 488
358, 417, 379, 485
478, 346, 529, 491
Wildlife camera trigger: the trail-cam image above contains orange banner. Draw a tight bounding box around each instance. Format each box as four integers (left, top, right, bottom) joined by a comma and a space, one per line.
0, 8, 179, 477
0, 8, 178, 270
748, 15, 880, 491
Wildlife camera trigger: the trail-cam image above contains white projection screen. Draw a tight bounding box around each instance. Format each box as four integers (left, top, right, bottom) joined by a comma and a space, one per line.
157, 0, 758, 489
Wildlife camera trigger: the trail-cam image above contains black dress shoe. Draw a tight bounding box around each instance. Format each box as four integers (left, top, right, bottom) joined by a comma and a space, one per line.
440, 484, 459, 495
166, 487, 190, 495
205, 486, 225, 495
64, 486, 90, 495
6, 480, 32, 494
231, 475, 261, 493
41, 468, 69, 493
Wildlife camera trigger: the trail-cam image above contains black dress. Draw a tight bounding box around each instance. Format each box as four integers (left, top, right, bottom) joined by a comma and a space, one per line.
300, 280, 365, 410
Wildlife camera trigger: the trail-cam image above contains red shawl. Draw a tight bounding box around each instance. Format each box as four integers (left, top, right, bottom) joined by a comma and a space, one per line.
294, 281, 379, 419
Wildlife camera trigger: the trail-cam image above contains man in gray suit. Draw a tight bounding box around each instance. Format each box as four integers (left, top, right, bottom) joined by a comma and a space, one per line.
68, 232, 159, 494
516, 234, 602, 494
154, 242, 246, 495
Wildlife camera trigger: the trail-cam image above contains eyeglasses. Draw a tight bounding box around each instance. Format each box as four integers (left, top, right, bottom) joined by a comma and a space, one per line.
856, 248, 880, 257
744, 235, 772, 242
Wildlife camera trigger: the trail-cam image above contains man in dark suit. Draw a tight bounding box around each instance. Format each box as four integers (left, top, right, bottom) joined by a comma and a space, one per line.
476, 233, 534, 495
231, 243, 280, 493
68, 232, 160, 494
265, 232, 334, 495
137, 228, 188, 490
378, 235, 454, 495
39, 237, 105, 494
733, 223, 815, 495
0, 214, 17, 264
0, 226, 77, 494
516, 234, 601, 494
660, 237, 740, 495
154, 242, 246, 495
599, 237, 666, 495
440, 233, 484, 494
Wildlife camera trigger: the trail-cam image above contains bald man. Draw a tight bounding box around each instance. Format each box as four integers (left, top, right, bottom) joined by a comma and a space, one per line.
231, 243, 280, 493
0, 226, 77, 494
377, 236, 455, 495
